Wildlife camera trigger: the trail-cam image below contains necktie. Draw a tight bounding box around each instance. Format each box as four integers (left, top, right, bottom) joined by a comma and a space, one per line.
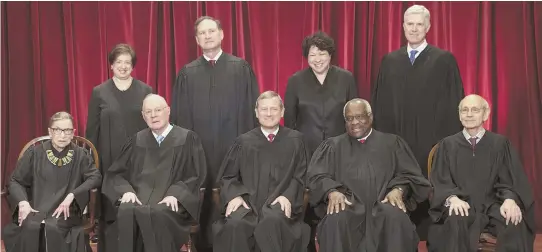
268, 134, 275, 142
157, 135, 165, 146
469, 137, 477, 149
359, 139, 365, 144
409, 50, 418, 64
209, 60, 216, 67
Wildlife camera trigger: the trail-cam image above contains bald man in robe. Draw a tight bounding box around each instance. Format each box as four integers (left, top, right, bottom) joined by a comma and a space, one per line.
427, 94, 535, 252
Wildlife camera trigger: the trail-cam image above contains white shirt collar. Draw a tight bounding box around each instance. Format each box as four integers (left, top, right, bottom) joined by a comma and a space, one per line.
261, 126, 279, 139
152, 124, 174, 142
358, 128, 373, 141
462, 128, 486, 143
203, 49, 223, 62
407, 39, 428, 57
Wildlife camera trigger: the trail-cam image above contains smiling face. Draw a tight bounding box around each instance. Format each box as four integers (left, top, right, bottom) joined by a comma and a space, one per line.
195, 19, 224, 51
255, 96, 284, 130
403, 13, 430, 46
344, 102, 373, 139
459, 95, 490, 131
307, 45, 331, 75
110, 53, 133, 80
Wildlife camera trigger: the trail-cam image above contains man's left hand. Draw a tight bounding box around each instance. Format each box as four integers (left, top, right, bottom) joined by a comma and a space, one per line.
271, 196, 292, 218
53, 193, 75, 220
158, 196, 180, 212
500, 199, 522, 225
381, 188, 406, 212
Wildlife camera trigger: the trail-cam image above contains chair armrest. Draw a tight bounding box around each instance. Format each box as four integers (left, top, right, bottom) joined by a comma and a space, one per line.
303, 188, 310, 211
86, 188, 98, 232
212, 188, 221, 208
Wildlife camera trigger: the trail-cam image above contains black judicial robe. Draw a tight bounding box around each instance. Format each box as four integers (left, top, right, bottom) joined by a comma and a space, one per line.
171, 53, 259, 185
428, 132, 535, 252
284, 65, 358, 155
2, 141, 102, 252
307, 130, 431, 252
371, 45, 465, 176
102, 126, 207, 252
213, 127, 310, 252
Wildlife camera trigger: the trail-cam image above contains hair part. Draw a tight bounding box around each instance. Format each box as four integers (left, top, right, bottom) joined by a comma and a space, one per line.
194, 16, 223, 35
404, 5, 431, 27
49, 111, 74, 127
302, 31, 336, 58
255, 91, 284, 109
108, 43, 137, 67
343, 98, 372, 118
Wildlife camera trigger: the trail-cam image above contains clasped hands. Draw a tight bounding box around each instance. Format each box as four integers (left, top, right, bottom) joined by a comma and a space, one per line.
447, 196, 522, 225
18, 193, 75, 226
121, 192, 182, 212
225, 195, 292, 218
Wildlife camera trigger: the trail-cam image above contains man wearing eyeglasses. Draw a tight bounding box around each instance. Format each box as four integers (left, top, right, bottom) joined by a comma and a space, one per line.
307, 98, 431, 252
2, 111, 102, 252
427, 94, 535, 252
102, 94, 207, 252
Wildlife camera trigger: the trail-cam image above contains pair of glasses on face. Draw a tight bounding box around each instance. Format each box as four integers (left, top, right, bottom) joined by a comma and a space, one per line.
459, 107, 485, 114
143, 107, 166, 116
345, 114, 371, 123
50, 128, 75, 135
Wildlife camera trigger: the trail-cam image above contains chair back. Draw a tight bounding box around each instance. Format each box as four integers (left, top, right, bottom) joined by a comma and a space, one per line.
16, 135, 100, 233
427, 143, 439, 177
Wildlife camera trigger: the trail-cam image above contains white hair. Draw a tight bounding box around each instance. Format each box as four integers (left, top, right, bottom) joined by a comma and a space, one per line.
404, 5, 431, 26
458, 94, 490, 110
343, 98, 372, 118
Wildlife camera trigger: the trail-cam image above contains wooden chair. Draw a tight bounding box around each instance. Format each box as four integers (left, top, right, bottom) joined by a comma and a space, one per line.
427, 144, 496, 251
182, 187, 205, 252
1, 136, 99, 235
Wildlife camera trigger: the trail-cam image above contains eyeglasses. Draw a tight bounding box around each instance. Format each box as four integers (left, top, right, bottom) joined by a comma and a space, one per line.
50, 128, 75, 135
345, 114, 371, 123
143, 107, 167, 116
459, 107, 485, 114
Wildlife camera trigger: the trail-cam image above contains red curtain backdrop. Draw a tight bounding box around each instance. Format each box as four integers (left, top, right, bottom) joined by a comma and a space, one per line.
2, 1, 541, 231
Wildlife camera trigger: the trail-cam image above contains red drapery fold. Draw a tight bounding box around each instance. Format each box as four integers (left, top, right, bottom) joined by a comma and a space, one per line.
1, 1, 541, 231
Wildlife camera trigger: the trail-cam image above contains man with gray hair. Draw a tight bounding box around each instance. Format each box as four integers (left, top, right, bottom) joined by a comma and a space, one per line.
307, 98, 431, 252
371, 4, 465, 239
428, 94, 535, 251
213, 91, 310, 252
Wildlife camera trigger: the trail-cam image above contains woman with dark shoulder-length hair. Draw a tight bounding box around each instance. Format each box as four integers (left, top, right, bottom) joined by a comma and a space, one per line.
85, 43, 152, 252
284, 31, 359, 252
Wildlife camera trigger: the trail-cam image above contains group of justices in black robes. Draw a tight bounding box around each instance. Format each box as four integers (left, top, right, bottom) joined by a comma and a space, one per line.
2, 112, 102, 252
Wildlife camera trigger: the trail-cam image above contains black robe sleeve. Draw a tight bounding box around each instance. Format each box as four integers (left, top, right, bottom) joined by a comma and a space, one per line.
495, 140, 535, 231
71, 149, 102, 210
240, 63, 260, 129
171, 68, 192, 129
85, 88, 101, 147
307, 140, 344, 206
165, 132, 207, 220
347, 72, 359, 100
217, 141, 251, 209
386, 136, 432, 210
281, 140, 308, 213
434, 54, 465, 140
284, 76, 298, 129
7, 148, 34, 215
429, 140, 471, 222
102, 137, 136, 204
370, 56, 388, 131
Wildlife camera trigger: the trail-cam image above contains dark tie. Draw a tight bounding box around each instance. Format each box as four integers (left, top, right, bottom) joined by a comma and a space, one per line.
268, 134, 275, 142
359, 139, 365, 144
409, 50, 418, 64
209, 60, 216, 67
469, 137, 478, 150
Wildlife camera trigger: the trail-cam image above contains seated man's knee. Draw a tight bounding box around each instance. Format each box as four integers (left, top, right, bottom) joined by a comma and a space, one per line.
321, 210, 350, 227
380, 203, 409, 222
223, 209, 256, 231
443, 208, 476, 226
20, 215, 43, 231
